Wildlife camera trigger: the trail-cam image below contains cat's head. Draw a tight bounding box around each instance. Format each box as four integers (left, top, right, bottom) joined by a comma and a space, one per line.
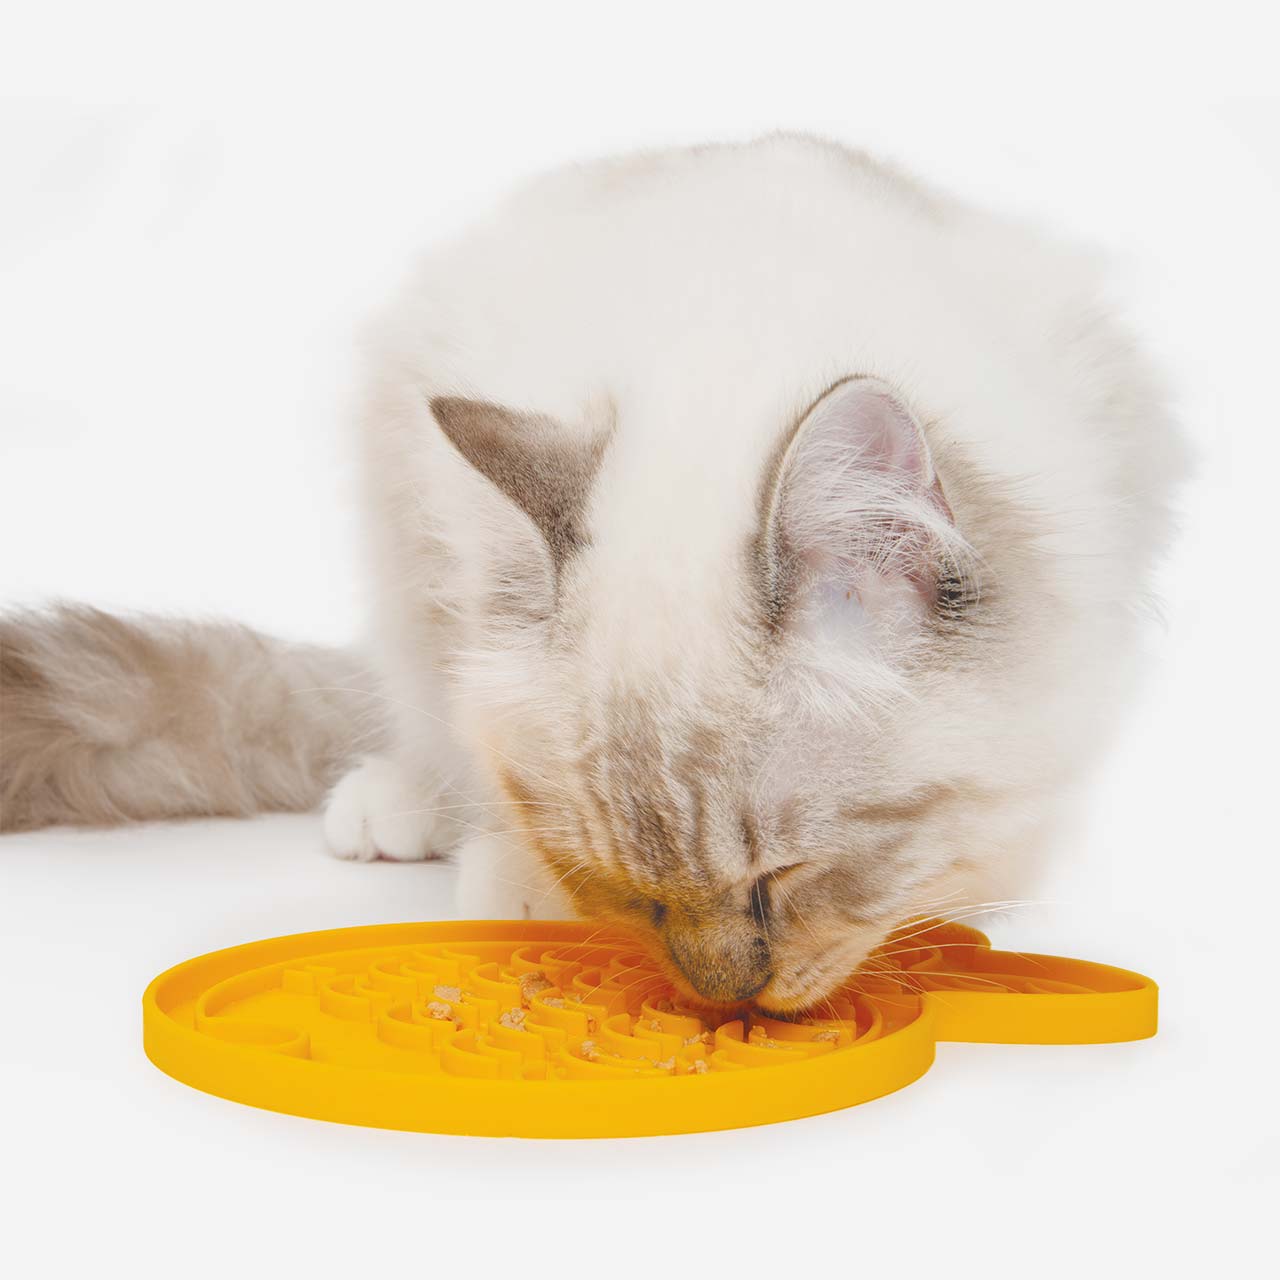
429, 377, 1037, 1012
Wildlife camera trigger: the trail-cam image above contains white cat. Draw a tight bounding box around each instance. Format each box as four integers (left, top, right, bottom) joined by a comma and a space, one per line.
0, 136, 1183, 1011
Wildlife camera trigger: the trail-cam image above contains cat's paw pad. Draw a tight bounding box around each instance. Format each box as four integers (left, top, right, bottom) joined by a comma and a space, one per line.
323, 757, 448, 863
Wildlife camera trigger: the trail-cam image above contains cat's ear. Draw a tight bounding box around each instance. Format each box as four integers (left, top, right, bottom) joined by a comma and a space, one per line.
429, 396, 613, 567
758, 377, 965, 632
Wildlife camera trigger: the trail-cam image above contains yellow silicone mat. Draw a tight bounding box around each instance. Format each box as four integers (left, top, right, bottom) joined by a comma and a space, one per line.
142, 918, 1157, 1138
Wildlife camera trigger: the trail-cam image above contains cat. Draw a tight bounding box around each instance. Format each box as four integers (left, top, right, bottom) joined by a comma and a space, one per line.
0, 135, 1184, 1012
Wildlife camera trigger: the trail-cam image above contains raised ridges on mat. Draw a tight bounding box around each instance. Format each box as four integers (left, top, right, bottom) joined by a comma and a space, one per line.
192, 937, 887, 1080
144, 919, 1157, 1136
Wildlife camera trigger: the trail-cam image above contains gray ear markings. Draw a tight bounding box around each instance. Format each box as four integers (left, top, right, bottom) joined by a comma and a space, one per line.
753, 438, 800, 634
428, 396, 613, 567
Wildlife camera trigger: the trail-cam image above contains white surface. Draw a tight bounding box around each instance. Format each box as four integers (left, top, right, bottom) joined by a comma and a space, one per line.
2, 3, 1277, 1275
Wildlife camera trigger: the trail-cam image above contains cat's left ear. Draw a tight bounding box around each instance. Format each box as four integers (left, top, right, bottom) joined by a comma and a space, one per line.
757, 377, 962, 629
429, 396, 613, 567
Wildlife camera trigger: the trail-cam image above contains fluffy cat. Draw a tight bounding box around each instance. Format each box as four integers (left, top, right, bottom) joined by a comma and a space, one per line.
0, 136, 1182, 1011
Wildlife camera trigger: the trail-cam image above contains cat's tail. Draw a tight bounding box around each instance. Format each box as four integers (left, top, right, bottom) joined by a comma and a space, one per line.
0, 604, 379, 833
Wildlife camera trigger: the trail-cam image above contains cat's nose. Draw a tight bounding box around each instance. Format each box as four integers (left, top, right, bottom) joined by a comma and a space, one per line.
661, 924, 772, 1004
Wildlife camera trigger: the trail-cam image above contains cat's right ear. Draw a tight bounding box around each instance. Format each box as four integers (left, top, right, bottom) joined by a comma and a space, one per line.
756, 377, 971, 637
428, 396, 613, 568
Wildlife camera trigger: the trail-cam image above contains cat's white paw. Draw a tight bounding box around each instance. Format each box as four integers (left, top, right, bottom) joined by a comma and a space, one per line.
323, 756, 452, 862
453, 833, 576, 920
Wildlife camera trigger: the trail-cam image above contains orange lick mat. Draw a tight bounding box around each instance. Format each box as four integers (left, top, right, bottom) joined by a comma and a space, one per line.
142, 918, 1157, 1138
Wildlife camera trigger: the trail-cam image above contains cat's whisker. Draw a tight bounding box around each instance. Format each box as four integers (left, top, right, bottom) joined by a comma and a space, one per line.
900, 970, 1019, 990
293, 684, 569, 797
883, 901, 1052, 945
402, 799, 570, 815
530, 858, 593, 909
581, 966, 669, 1006
482, 873, 570, 896
368, 804, 575, 839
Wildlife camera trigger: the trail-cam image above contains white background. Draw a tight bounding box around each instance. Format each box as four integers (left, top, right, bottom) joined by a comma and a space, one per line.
2, 3, 1277, 1275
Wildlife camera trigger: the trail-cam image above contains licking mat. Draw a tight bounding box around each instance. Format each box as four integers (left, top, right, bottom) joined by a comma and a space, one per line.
142, 918, 1156, 1137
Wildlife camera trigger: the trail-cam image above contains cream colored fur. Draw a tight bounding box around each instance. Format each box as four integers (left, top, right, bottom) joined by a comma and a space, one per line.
0, 137, 1183, 1009
0, 605, 374, 831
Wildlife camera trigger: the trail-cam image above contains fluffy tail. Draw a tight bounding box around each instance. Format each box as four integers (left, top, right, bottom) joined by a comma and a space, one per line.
0, 604, 378, 833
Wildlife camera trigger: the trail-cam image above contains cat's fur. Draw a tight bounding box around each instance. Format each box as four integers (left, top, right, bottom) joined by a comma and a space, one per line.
0, 136, 1183, 1011
0, 606, 375, 831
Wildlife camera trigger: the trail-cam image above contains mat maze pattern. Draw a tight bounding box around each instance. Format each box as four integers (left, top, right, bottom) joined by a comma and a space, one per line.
143, 919, 1158, 1136
198, 925, 1058, 1079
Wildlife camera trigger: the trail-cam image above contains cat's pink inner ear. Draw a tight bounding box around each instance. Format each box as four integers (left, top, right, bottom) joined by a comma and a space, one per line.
796, 377, 934, 485
764, 376, 959, 630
